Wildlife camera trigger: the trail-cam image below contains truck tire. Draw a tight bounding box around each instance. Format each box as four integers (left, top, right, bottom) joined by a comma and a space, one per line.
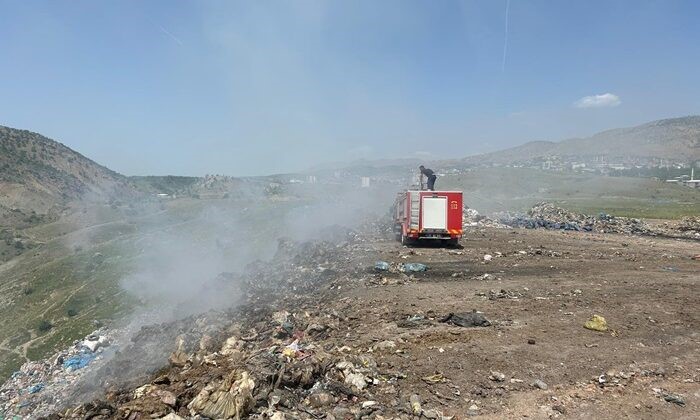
401, 234, 413, 246
446, 238, 459, 247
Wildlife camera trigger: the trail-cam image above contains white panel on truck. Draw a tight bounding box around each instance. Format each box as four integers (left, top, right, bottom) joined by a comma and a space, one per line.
421, 196, 447, 230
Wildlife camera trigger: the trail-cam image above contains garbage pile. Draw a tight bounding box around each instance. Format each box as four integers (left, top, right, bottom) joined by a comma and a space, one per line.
0, 329, 117, 418
672, 216, 700, 239
497, 202, 655, 235
41, 228, 469, 419
463, 206, 508, 229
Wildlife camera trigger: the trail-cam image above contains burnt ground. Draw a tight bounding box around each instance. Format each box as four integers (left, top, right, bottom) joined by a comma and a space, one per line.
47, 227, 700, 420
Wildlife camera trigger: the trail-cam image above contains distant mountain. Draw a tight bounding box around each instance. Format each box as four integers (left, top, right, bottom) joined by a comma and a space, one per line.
463, 116, 700, 165
0, 125, 138, 215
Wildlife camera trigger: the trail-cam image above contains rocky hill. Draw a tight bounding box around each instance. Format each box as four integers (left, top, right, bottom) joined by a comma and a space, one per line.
463, 116, 700, 165
0, 126, 138, 215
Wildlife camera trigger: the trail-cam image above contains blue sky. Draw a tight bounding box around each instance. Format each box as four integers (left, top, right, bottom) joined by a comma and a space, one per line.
1, 1, 699, 176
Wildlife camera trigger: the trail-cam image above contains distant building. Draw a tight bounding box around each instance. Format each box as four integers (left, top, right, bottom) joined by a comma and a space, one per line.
685, 180, 700, 189
361, 177, 370, 188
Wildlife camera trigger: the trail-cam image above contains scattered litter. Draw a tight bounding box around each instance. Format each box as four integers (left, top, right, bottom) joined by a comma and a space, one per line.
410, 394, 422, 415
584, 315, 609, 332
345, 372, 368, 390
532, 379, 548, 390
489, 371, 506, 382
440, 310, 491, 328
82, 335, 109, 352
28, 384, 45, 394
422, 373, 447, 384
401, 262, 428, 272
662, 393, 686, 406
374, 261, 391, 271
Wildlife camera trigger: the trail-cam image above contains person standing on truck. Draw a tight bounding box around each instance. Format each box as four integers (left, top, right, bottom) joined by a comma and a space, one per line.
419, 165, 437, 191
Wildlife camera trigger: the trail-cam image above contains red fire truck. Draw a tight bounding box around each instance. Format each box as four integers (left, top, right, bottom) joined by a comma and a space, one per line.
393, 190, 463, 246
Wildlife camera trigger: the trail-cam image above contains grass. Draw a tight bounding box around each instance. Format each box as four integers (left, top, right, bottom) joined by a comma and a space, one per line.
441, 168, 700, 218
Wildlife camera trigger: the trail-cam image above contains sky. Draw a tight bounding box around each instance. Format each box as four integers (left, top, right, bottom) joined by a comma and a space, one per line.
1, 0, 699, 176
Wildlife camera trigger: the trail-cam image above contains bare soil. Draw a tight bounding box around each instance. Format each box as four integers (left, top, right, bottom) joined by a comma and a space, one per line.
341, 228, 700, 418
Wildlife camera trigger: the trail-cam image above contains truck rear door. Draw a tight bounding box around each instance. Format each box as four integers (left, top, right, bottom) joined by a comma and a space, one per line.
421, 196, 447, 231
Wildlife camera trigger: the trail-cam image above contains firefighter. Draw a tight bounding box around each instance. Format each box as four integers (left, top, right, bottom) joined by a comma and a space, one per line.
419, 165, 437, 191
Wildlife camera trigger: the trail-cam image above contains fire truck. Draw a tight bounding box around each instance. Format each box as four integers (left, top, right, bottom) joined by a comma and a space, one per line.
393, 190, 463, 246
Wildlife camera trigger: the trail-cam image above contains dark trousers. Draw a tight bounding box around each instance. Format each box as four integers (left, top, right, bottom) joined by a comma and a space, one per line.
427, 174, 437, 190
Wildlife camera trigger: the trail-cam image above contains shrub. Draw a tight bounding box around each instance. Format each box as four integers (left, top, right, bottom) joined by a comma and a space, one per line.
37, 320, 53, 333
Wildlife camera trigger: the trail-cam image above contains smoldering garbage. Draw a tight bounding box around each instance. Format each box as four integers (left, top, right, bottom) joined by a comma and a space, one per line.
15, 222, 466, 420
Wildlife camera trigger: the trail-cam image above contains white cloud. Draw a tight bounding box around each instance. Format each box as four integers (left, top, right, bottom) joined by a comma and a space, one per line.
574, 93, 621, 108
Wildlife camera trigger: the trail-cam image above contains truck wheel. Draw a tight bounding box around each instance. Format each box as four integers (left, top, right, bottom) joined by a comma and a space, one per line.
401, 234, 412, 246
446, 238, 459, 247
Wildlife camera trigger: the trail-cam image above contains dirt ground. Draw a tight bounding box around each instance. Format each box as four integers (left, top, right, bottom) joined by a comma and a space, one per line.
44, 226, 700, 420
340, 228, 700, 418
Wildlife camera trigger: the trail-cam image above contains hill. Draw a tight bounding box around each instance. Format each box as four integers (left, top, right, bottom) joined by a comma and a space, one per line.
0, 126, 138, 215
463, 116, 700, 165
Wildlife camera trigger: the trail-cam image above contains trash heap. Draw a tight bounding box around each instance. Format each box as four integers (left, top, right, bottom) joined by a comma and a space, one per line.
674, 216, 700, 239
41, 227, 476, 419
496, 202, 654, 235
0, 329, 117, 418
462, 206, 508, 229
